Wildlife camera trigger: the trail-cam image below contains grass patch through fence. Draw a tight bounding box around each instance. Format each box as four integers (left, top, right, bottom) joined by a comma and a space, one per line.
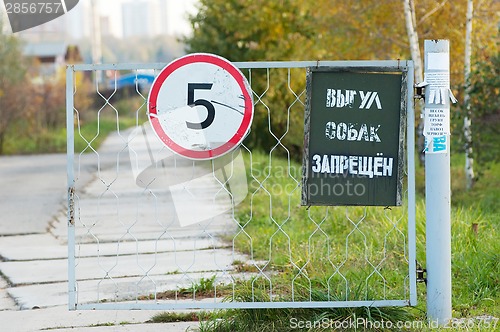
228, 149, 411, 301
74, 96, 146, 153
186, 150, 499, 331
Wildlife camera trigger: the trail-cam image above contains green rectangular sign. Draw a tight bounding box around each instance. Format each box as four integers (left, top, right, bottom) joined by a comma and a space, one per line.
301, 67, 408, 206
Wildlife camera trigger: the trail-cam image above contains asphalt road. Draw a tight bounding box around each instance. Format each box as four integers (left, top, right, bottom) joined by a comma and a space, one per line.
0, 139, 116, 236
0, 154, 68, 235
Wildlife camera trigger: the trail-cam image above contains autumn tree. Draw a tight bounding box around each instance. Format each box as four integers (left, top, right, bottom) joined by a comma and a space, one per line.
184, 0, 499, 156
185, 0, 318, 155
0, 22, 30, 154
467, 52, 500, 170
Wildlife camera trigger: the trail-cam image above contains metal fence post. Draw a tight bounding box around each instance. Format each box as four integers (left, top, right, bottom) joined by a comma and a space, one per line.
424, 40, 452, 325
66, 65, 77, 310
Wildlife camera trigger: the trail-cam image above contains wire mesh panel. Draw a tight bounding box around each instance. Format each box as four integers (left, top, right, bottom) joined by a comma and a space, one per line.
66, 61, 416, 310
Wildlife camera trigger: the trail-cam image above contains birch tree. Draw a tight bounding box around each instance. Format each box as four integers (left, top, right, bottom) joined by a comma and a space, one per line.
403, 0, 425, 162
463, 0, 474, 190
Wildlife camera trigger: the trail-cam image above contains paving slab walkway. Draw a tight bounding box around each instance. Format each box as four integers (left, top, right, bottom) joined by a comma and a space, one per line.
0, 130, 246, 331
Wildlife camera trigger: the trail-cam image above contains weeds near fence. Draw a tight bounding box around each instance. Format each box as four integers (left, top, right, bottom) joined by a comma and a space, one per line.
197, 285, 414, 332
230, 150, 410, 302
192, 152, 500, 331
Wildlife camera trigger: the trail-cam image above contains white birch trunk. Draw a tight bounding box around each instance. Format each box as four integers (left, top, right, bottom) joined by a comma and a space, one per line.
403, 0, 425, 162
464, 0, 474, 190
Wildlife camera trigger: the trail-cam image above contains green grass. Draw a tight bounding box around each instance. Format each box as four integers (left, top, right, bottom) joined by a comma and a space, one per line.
74, 96, 146, 153
230, 149, 411, 300
73, 112, 138, 153
145, 275, 233, 301
418, 154, 500, 320
189, 149, 417, 331
198, 285, 415, 332
192, 150, 500, 331
149, 311, 205, 324
2, 122, 66, 155
6, 92, 497, 329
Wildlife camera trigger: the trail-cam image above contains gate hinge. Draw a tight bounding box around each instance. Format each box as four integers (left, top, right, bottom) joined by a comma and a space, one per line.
416, 261, 427, 284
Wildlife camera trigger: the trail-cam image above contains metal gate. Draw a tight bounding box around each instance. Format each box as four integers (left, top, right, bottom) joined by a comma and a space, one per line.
66, 60, 416, 310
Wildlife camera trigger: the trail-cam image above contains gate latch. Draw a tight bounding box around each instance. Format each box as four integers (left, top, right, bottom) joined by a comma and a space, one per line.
416, 261, 427, 284
414, 81, 429, 100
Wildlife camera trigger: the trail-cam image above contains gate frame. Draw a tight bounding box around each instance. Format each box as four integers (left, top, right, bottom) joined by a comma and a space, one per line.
66, 60, 416, 310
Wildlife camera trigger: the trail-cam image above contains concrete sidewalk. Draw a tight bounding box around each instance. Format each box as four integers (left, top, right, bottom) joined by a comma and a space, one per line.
0, 130, 242, 331
0, 307, 199, 331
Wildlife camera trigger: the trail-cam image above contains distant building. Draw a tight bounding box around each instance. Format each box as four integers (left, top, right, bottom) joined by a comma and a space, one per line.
100, 16, 112, 36
65, 1, 89, 39
23, 43, 82, 80
121, 0, 170, 38
122, 1, 151, 37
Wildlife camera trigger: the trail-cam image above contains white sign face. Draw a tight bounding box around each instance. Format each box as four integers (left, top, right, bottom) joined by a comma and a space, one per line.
148, 53, 254, 160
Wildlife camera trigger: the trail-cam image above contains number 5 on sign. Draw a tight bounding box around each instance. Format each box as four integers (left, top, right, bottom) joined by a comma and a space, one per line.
186, 83, 215, 129
148, 53, 254, 160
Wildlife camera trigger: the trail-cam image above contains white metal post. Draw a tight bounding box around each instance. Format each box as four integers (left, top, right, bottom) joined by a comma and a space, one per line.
424, 40, 452, 325
406, 62, 418, 306
66, 65, 77, 310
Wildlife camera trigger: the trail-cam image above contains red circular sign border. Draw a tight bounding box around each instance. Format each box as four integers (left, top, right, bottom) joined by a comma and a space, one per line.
148, 53, 253, 160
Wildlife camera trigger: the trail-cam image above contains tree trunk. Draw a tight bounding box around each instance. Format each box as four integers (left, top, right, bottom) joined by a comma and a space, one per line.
0, 132, 4, 155
403, 0, 425, 164
464, 0, 474, 190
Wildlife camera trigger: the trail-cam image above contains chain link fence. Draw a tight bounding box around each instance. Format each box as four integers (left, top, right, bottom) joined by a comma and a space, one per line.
66, 60, 416, 310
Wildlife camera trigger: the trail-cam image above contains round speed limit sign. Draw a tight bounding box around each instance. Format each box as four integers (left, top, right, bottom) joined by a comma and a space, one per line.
148, 53, 254, 160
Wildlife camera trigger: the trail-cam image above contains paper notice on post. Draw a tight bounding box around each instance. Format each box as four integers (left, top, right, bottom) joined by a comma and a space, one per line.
424, 108, 450, 137
427, 53, 450, 70
424, 72, 450, 89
